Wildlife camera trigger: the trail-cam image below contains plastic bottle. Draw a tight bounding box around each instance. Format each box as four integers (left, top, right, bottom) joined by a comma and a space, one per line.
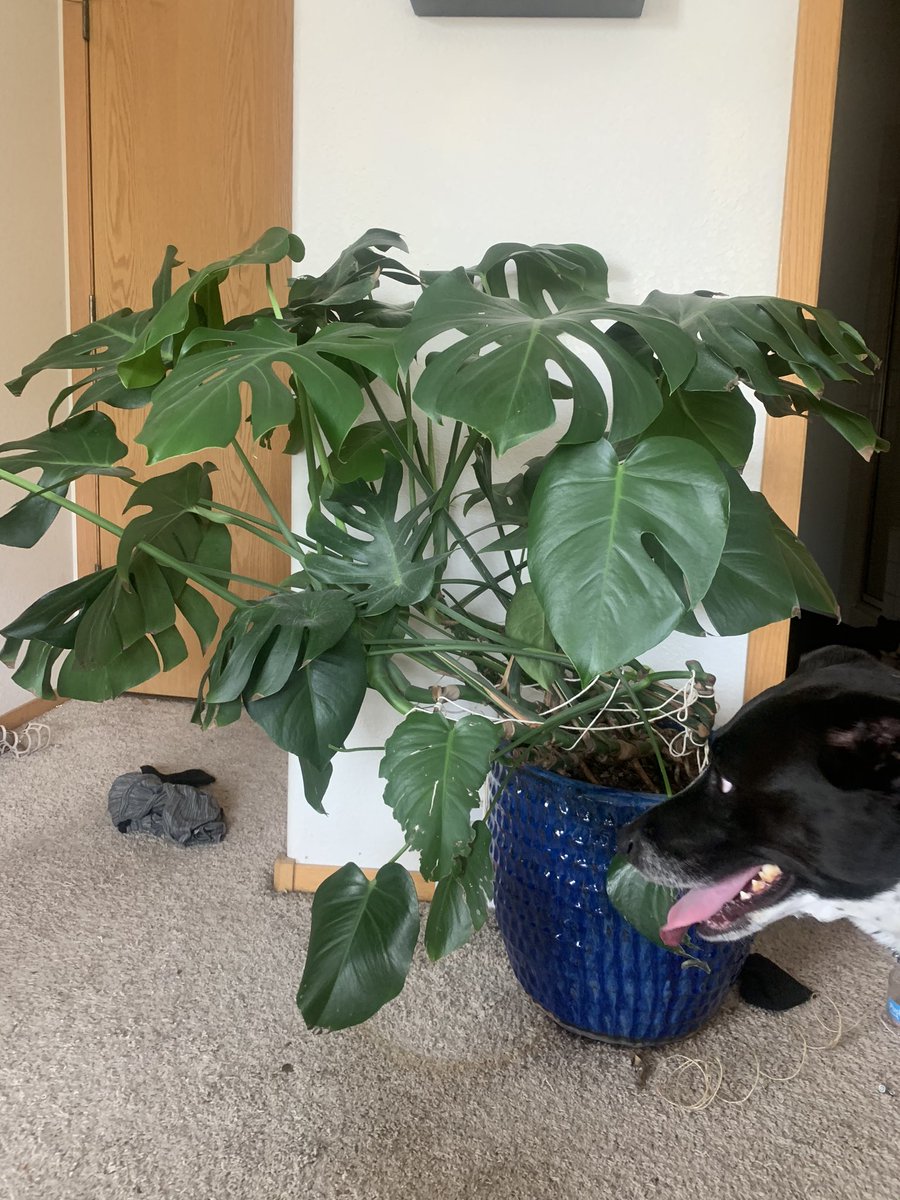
887, 961, 900, 1029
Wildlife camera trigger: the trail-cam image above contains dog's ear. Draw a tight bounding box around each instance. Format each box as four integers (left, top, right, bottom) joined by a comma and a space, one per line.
820, 713, 900, 792
795, 646, 878, 677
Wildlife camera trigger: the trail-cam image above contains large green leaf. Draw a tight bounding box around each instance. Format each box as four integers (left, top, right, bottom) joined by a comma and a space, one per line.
424, 820, 494, 961
397, 269, 696, 454
296, 861, 420, 1031
645, 290, 876, 399
305, 459, 439, 615
504, 583, 560, 690
6, 310, 150, 396
423, 241, 610, 311
328, 419, 410, 483
116, 461, 231, 583
0, 484, 69, 549
0, 412, 131, 549
0, 463, 229, 701
0, 566, 180, 702
380, 711, 500, 881
246, 627, 367, 774
607, 854, 681, 952
0, 411, 128, 476
66, 368, 155, 419
0, 569, 115, 651
286, 229, 415, 328
136, 319, 398, 462
769, 509, 839, 616
119, 227, 305, 388
203, 589, 355, 704
795, 393, 889, 461
699, 473, 800, 635
642, 389, 757, 469
528, 437, 729, 678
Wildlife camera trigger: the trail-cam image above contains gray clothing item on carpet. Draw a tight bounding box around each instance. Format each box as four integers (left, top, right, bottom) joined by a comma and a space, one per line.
108, 770, 226, 845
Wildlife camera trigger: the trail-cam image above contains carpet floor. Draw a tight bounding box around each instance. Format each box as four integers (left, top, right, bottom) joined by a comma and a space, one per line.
1, 696, 897, 1200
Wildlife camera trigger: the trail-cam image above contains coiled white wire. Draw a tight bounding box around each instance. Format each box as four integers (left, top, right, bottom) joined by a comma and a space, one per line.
0, 721, 51, 759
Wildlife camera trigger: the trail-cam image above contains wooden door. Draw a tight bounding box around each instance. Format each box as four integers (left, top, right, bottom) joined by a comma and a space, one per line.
65, 0, 293, 697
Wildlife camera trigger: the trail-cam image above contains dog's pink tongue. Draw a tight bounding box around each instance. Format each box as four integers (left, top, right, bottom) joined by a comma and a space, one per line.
659, 866, 762, 947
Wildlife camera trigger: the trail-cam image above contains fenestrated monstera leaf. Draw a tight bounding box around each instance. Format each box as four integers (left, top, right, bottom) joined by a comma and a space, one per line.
0, 412, 131, 549
118, 227, 305, 388
6, 310, 151, 396
422, 241, 611, 312
528, 436, 729, 679
380, 710, 500, 881
304, 459, 439, 615
116, 461, 231, 583
0, 561, 219, 702
0, 459, 229, 701
645, 290, 877, 399
286, 229, 417, 329
396, 268, 697, 454
424, 820, 494, 961
202, 589, 356, 704
296, 861, 420, 1031
136, 319, 399, 462
764, 388, 889, 462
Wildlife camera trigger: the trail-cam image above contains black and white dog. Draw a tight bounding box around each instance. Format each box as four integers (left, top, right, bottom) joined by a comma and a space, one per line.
619, 647, 900, 954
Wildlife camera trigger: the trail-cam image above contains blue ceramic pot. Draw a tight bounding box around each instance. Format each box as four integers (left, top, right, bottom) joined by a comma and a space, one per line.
488, 763, 751, 1044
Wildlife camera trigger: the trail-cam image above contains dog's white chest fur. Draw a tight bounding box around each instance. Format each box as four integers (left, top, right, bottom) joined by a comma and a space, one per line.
750, 883, 900, 954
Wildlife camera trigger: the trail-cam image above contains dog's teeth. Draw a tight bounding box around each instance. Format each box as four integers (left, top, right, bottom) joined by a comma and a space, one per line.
739, 890, 751, 900
751, 879, 766, 893
759, 864, 781, 882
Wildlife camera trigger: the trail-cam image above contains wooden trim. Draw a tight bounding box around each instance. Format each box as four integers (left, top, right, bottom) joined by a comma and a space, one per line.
0, 697, 64, 730
744, 0, 844, 701
62, 0, 101, 575
273, 856, 436, 902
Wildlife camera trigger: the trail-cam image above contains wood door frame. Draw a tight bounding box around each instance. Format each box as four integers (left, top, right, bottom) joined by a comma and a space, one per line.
62, 1, 102, 576
744, 0, 844, 700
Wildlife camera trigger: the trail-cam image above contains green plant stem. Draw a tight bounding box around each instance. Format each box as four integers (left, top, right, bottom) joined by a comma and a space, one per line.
201, 498, 319, 550
265, 265, 283, 320
367, 640, 566, 664
364, 383, 433, 492
619, 673, 672, 797
0, 466, 124, 536
231, 437, 304, 557
357, 390, 501, 596
196, 564, 287, 593
204, 511, 306, 560
428, 597, 507, 641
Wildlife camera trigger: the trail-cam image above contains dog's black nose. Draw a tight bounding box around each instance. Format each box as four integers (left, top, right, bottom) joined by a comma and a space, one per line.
617, 820, 642, 860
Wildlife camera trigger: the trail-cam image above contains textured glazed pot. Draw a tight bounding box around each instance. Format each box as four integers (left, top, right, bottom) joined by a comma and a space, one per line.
488, 763, 751, 1044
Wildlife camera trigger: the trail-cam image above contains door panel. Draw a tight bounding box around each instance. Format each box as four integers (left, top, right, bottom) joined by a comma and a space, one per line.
87, 0, 293, 696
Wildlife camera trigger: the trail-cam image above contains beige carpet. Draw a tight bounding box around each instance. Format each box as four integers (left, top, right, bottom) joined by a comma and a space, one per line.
1, 697, 897, 1200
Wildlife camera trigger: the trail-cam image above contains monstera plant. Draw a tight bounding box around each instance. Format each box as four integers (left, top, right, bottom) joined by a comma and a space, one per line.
0, 228, 883, 1029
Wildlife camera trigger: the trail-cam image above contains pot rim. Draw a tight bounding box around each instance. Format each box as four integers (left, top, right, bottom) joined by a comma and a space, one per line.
495, 758, 666, 810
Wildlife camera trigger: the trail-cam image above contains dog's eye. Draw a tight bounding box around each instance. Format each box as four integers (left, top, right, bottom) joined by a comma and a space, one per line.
720, 776, 734, 794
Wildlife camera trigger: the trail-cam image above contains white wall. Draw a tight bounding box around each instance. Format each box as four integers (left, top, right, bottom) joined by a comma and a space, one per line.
0, 3, 72, 716
289, 0, 799, 866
